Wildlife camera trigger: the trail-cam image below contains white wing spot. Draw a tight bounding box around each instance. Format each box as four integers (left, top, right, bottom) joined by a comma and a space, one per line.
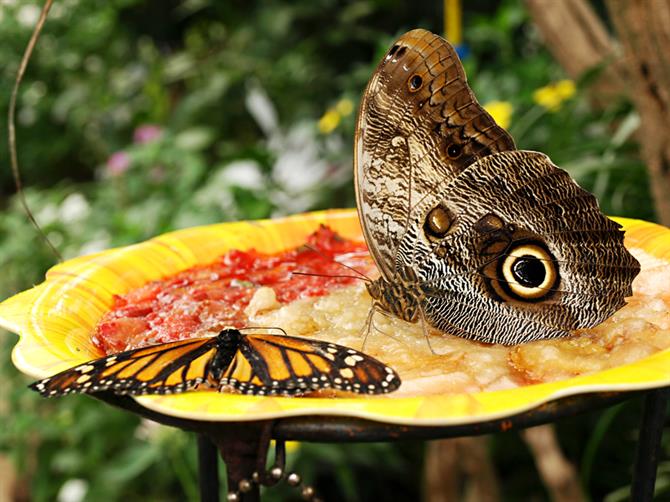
339, 368, 354, 379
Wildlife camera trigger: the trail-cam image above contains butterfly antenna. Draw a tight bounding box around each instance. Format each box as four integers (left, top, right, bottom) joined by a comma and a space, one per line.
291, 271, 370, 282
8, 0, 62, 262
298, 243, 372, 282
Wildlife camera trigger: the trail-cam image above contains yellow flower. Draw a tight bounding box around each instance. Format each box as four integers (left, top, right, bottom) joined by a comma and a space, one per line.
318, 98, 354, 134
270, 439, 300, 454
335, 98, 354, 117
318, 109, 340, 134
483, 100, 513, 129
533, 79, 576, 112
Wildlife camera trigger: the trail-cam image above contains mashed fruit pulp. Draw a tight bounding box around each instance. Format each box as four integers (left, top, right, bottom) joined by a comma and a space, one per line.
94, 227, 670, 397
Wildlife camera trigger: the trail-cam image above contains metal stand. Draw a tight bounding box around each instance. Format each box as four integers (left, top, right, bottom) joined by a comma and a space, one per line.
94, 389, 667, 501
631, 389, 669, 501
198, 434, 220, 502
206, 423, 270, 502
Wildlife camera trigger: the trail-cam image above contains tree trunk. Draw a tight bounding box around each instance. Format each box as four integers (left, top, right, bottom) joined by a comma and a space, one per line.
527, 0, 670, 225
522, 425, 586, 502
423, 437, 500, 502
605, 0, 670, 225
525, 0, 626, 104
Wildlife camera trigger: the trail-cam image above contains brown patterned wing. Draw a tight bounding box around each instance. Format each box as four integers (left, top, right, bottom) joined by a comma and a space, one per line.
354, 29, 515, 279
397, 150, 641, 344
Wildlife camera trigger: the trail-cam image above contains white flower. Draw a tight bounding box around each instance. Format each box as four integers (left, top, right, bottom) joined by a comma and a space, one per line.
36, 202, 59, 226
271, 123, 327, 193
16, 4, 40, 27
59, 193, 90, 223
18, 107, 36, 126
244, 82, 332, 214
270, 190, 318, 215
220, 160, 265, 190
57, 479, 88, 502
245, 83, 278, 137
78, 234, 110, 256
134, 418, 163, 441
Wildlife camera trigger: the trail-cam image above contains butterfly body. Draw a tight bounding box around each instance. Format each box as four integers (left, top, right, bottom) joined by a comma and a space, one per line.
355, 29, 640, 345
366, 265, 425, 323
30, 329, 401, 397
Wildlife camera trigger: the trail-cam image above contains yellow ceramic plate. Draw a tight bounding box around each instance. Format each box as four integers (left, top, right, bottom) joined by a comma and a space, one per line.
1, 209, 669, 425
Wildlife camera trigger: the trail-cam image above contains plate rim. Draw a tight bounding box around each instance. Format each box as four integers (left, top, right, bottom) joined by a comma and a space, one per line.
1, 209, 669, 425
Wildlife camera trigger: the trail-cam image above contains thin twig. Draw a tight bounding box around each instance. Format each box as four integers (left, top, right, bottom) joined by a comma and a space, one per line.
8, 0, 62, 261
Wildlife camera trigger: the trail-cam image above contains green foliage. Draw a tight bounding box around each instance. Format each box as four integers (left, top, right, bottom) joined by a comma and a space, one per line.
0, 0, 661, 501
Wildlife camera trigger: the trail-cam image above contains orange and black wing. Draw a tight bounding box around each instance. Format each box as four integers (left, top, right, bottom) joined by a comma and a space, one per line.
30, 337, 219, 397
218, 333, 401, 396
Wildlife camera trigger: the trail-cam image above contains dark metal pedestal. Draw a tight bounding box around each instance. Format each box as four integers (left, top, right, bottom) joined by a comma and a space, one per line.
631, 389, 670, 501
197, 434, 220, 502
97, 389, 668, 501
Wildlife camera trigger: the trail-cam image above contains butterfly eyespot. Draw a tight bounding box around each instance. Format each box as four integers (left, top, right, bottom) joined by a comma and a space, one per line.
408, 74, 423, 92
424, 204, 455, 240
499, 243, 558, 300
447, 144, 462, 158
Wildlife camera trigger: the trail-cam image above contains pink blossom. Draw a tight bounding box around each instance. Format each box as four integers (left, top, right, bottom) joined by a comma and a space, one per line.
106, 151, 131, 177
133, 124, 163, 144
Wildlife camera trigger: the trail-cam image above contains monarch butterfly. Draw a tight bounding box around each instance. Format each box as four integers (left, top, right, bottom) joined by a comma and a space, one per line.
30, 328, 401, 397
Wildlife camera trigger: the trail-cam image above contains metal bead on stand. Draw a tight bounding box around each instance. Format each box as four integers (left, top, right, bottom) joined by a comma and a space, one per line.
224, 437, 322, 501
225, 469, 321, 501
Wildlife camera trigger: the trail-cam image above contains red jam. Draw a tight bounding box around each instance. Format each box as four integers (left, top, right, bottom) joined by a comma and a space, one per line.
93, 226, 373, 353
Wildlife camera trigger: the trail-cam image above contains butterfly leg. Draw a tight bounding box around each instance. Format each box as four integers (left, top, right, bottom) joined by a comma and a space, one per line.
419, 308, 437, 355
359, 300, 379, 351
360, 301, 410, 351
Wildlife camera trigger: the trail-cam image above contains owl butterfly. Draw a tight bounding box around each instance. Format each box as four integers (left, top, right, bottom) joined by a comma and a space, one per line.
30, 329, 401, 397
354, 29, 640, 345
